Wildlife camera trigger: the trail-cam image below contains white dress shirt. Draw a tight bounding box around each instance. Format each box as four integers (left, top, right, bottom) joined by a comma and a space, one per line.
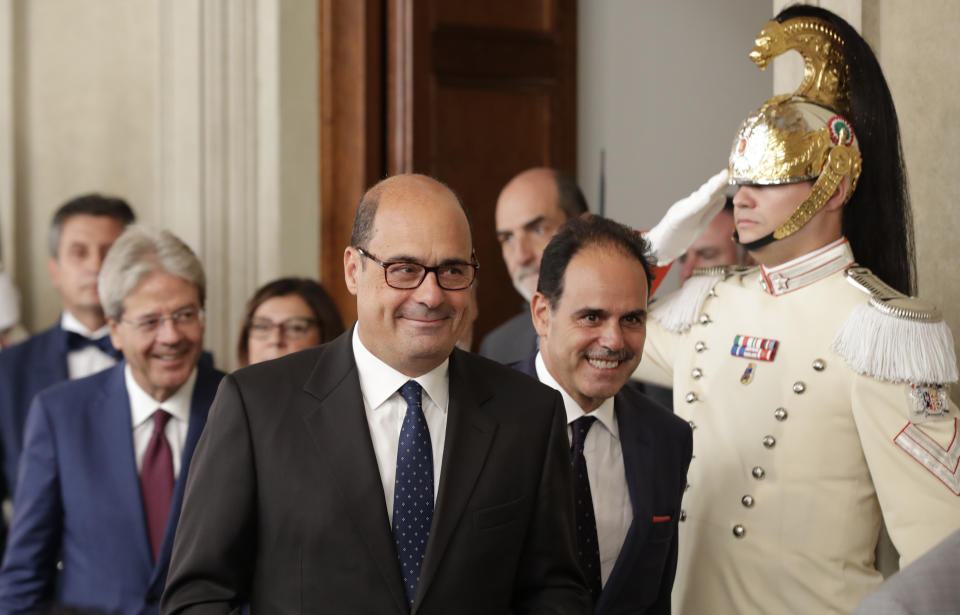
536, 352, 632, 586
126, 365, 197, 477
62, 311, 118, 379
352, 325, 448, 525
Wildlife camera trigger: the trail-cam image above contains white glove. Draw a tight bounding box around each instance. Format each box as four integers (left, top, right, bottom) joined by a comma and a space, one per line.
0, 269, 20, 331
644, 169, 729, 265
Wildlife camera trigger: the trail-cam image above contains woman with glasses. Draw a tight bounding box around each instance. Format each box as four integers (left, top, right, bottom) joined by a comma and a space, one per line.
237, 277, 345, 367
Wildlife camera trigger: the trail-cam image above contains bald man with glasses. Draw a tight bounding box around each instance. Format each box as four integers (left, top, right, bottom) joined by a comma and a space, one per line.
163, 174, 589, 614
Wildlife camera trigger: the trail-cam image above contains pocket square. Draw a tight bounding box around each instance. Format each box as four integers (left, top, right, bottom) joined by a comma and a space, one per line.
652, 515, 671, 523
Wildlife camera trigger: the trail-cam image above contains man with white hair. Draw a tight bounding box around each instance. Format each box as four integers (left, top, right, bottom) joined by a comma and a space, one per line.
0, 226, 224, 615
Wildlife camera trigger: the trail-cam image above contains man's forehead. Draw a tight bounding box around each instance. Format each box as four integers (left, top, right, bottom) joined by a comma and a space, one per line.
560, 246, 648, 296
369, 205, 471, 258
60, 214, 125, 240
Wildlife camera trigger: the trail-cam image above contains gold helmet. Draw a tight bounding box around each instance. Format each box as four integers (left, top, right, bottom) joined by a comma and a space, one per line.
729, 16, 862, 246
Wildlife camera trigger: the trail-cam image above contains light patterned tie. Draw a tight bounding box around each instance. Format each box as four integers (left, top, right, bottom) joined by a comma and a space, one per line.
393, 381, 434, 608
140, 409, 174, 561
571, 415, 602, 602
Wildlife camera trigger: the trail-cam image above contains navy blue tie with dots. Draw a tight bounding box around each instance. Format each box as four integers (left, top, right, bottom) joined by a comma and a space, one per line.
571, 415, 603, 602
393, 381, 434, 608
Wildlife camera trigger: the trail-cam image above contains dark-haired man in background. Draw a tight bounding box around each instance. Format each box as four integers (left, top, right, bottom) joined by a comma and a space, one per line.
480, 168, 588, 365
0, 194, 135, 504
515, 215, 691, 614
676, 198, 748, 284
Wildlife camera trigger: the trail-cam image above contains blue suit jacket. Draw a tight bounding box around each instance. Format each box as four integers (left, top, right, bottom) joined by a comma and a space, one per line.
0, 325, 71, 503
0, 325, 215, 502
514, 357, 692, 615
0, 361, 224, 615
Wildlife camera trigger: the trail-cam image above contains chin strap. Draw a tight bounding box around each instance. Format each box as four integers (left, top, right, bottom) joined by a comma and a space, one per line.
734, 145, 860, 252
733, 230, 776, 251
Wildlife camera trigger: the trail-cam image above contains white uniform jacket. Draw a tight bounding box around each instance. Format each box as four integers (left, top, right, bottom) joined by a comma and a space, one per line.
635, 238, 960, 615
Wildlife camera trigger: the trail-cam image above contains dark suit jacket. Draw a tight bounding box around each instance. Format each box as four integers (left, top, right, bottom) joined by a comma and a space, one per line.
0, 324, 71, 503
479, 308, 538, 365
514, 357, 692, 615
162, 330, 591, 615
0, 361, 224, 615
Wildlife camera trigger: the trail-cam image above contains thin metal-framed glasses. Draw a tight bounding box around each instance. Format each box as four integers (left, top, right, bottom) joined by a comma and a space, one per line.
248, 317, 319, 340
120, 307, 204, 334
356, 247, 479, 290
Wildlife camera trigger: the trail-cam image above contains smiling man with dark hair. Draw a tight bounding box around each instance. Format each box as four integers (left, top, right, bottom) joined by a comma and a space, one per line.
515, 215, 692, 615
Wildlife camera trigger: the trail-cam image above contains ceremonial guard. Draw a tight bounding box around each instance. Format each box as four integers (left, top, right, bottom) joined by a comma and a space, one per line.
634, 6, 960, 614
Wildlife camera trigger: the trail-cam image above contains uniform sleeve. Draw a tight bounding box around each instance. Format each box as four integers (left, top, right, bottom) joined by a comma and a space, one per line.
161, 375, 257, 615
0, 396, 63, 612
850, 376, 960, 566
633, 318, 679, 389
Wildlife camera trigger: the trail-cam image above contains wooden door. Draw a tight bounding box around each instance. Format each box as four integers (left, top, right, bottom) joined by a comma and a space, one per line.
320, 0, 577, 347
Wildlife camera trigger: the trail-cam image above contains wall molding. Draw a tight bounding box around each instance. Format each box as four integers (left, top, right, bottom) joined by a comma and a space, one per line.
0, 0, 15, 274
156, 0, 261, 370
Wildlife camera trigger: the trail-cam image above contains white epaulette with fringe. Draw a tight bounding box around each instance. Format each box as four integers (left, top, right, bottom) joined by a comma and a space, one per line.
651, 265, 755, 333
831, 267, 959, 385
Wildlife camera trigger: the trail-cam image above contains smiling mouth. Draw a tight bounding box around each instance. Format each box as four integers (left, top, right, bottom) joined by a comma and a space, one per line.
586, 357, 622, 370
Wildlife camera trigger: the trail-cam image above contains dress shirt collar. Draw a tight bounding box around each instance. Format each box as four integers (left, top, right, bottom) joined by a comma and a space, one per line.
759, 237, 854, 296
125, 363, 197, 429
352, 325, 450, 412
535, 352, 618, 440
61, 310, 110, 340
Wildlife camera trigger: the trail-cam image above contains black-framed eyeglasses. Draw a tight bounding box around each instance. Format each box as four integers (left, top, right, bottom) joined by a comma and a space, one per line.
356, 247, 479, 290
248, 317, 319, 340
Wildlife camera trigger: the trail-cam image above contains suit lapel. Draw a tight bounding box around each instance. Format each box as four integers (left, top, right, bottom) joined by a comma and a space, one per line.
300, 333, 408, 615
149, 365, 223, 590
595, 395, 654, 612
98, 364, 157, 575
415, 351, 498, 611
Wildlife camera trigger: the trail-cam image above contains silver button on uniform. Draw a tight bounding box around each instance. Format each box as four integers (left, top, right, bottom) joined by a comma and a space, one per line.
812, 358, 826, 371
741, 495, 754, 507
685, 392, 697, 404
695, 341, 707, 353
793, 381, 806, 394
752, 466, 766, 480
699, 314, 711, 325
733, 524, 746, 538
762, 435, 776, 448
691, 368, 703, 379
774, 407, 788, 421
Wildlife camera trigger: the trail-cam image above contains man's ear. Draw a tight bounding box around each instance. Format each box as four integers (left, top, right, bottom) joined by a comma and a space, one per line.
107, 318, 123, 354
823, 175, 850, 212
344, 247, 360, 296
530, 292, 552, 338
47, 257, 61, 290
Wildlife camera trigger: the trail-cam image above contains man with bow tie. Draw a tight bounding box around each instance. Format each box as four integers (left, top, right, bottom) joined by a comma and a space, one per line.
0, 194, 134, 506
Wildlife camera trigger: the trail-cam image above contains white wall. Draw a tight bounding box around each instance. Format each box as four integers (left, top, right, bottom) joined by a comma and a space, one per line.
865, 0, 960, 359
0, 0, 320, 371
578, 0, 772, 294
